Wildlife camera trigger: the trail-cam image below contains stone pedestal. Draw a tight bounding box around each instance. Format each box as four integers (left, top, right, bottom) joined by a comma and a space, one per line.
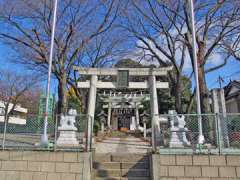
56, 130, 79, 146
169, 115, 191, 148
56, 109, 79, 146
169, 128, 190, 148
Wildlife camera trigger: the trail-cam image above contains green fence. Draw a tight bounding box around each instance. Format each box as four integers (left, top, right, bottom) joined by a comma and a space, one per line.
157, 113, 240, 154
0, 114, 91, 152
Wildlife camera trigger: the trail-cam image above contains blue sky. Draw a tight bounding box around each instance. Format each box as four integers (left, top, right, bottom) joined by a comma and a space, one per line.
206, 58, 240, 89
0, 42, 59, 95
1, 40, 240, 92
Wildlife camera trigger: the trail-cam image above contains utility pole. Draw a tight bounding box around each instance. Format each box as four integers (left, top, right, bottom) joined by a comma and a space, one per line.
189, 0, 205, 144
217, 76, 224, 89
40, 0, 58, 146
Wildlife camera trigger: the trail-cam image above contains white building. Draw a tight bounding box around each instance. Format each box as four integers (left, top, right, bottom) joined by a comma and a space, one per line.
224, 80, 240, 113
0, 101, 28, 125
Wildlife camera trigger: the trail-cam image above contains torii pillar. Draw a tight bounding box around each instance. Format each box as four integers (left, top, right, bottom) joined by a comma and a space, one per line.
107, 102, 112, 128
135, 102, 140, 127
149, 75, 160, 152
86, 75, 97, 151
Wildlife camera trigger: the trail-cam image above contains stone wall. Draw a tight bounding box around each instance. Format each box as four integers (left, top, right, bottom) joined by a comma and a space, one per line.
0, 151, 91, 180
152, 154, 240, 180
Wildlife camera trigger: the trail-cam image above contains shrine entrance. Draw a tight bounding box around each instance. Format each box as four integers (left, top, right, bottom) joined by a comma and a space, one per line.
99, 92, 150, 132
112, 107, 132, 131
117, 110, 131, 131
74, 67, 172, 151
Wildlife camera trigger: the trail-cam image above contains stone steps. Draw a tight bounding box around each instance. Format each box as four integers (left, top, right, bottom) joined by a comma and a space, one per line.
93, 153, 151, 180
101, 137, 147, 142
95, 177, 150, 180
95, 154, 149, 162
100, 140, 149, 144
95, 169, 150, 177
94, 135, 151, 154
94, 162, 149, 169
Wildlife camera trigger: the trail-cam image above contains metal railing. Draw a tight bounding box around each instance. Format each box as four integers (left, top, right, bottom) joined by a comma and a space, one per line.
0, 114, 93, 152
155, 113, 240, 154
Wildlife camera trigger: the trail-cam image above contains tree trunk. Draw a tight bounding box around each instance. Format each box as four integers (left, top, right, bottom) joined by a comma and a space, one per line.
186, 89, 195, 114
169, 72, 183, 114
197, 52, 210, 113
197, 41, 213, 142
80, 89, 88, 113
57, 73, 68, 115
3, 103, 10, 127
198, 68, 210, 113
175, 75, 183, 113
4, 109, 8, 130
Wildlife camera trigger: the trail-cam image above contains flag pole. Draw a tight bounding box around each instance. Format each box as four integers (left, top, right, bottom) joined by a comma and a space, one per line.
40, 0, 58, 146
189, 0, 205, 144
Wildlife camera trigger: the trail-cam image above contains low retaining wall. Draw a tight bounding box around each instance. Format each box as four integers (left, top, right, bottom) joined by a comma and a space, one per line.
0, 150, 91, 180
152, 154, 240, 180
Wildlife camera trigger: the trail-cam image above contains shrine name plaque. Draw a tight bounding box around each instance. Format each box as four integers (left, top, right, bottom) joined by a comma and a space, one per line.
117, 70, 129, 88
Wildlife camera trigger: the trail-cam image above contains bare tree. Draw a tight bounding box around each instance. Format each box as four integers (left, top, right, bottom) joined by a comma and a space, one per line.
20, 86, 42, 115
221, 33, 240, 62
0, 0, 125, 114
122, 0, 240, 115
0, 69, 39, 125
183, 0, 240, 114
68, 32, 127, 113
121, 0, 194, 113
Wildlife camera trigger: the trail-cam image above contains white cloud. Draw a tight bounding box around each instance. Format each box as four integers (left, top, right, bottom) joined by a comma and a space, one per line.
122, 25, 225, 74
207, 53, 223, 66
123, 37, 193, 72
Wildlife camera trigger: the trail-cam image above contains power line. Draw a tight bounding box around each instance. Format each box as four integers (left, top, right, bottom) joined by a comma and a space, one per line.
208, 70, 240, 88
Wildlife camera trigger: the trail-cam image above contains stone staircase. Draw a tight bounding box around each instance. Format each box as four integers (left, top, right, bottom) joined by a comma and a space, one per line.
92, 153, 151, 180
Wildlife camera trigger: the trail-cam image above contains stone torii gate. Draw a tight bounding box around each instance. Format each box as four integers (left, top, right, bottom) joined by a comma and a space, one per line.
99, 92, 150, 130
74, 67, 172, 151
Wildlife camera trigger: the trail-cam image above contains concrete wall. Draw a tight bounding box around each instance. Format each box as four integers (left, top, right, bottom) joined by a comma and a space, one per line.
152, 154, 240, 180
0, 151, 91, 180
226, 99, 239, 113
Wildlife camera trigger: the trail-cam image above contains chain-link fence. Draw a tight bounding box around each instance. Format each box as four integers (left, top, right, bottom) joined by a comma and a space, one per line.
155, 113, 240, 154
0, 114, 92, 152
1, 113, 240, 154
219, 114, 240, 153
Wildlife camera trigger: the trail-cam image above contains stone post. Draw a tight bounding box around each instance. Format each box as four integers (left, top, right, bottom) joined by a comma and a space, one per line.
87, 75, 97, 151
144, 122, 147, 138
98, 110, 107, 133
101, 122, 104, 133
107, 102, 112, 128
135, 103, 140, 128
149, 75, 160, 151
212, 88, 229, 148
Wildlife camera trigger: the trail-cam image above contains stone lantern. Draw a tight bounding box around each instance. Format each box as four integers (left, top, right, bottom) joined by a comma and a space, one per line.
140, 110, 150, 138
97, 110, 107, 133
